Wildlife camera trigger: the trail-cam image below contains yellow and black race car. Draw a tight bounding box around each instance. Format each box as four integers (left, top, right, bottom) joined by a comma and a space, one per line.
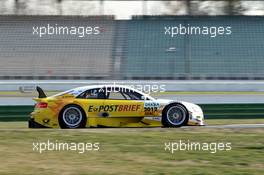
29, 85, 204, 128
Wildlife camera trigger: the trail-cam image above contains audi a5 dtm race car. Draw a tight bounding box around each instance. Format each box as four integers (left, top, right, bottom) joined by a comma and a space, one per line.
29, 85, 204, 128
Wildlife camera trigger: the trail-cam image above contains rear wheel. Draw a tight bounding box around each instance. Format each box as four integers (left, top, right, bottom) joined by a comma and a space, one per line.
162, 104, 188, 127
59, 105, 86, 129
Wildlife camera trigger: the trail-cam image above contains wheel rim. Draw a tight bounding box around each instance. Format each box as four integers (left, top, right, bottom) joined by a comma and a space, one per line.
62, 107, 82, 128
167, 106, 186, 126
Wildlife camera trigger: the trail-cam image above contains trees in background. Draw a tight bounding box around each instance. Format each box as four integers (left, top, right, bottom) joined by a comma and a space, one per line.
163, 0, 262, 15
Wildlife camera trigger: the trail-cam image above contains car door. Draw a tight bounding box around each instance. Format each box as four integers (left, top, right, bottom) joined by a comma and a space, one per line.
75, 88, 106, 118
103, 87, 145, 117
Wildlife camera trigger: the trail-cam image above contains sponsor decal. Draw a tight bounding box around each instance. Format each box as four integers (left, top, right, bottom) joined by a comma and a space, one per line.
144, 117, 161, 121
144, 102, 160, 108
88, 104, 141, 112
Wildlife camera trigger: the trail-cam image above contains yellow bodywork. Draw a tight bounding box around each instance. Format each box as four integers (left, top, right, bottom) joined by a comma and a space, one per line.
30, 94, 163, 128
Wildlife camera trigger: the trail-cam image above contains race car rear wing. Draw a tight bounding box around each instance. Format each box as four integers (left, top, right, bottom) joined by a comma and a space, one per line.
36, 86, 47, 98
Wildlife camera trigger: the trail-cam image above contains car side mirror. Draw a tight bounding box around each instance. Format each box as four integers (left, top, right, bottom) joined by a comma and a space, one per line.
141, 96, 146, 100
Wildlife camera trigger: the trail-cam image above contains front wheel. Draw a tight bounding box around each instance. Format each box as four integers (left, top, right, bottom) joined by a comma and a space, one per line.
59, 105, 86, 129
162, 104, 188, 127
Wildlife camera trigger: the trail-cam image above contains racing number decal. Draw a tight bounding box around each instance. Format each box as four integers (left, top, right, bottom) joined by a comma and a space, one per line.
144, 107, 158, 115
144, 102, 160, 115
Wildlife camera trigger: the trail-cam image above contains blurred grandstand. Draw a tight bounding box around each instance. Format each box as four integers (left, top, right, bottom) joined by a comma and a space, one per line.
0, 15, 264, 80
0, 15, 115, 79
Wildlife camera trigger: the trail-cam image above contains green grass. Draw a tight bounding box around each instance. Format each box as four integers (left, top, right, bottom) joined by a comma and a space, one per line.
206, 119, 264, 125
0, 122, 263, 175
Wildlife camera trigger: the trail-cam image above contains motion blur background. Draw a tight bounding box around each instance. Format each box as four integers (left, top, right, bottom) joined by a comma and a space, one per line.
0, 0, 264, 80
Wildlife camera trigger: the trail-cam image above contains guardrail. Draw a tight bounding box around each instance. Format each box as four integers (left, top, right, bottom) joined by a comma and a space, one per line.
0, 106, 33, 121
0, 104, 263, 122
200, 104, 264, 119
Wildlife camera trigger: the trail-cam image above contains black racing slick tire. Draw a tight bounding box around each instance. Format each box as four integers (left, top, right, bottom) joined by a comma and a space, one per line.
59, 104, 87, 129
162, 104, 189, 127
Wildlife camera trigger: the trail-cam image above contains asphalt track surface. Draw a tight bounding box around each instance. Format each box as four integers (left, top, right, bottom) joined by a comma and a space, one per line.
1, 94, 264, 105
203, 124, 264, 129
0, 124, 263, 131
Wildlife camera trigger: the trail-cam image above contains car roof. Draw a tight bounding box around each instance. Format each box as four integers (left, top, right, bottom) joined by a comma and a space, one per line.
73, 84, 138, 92
65, 84, 153, 98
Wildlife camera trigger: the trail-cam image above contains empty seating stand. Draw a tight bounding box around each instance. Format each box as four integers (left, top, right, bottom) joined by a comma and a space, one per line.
0, 15, 264, 80
123, 16, 264, 80
0, 15, 115, 79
